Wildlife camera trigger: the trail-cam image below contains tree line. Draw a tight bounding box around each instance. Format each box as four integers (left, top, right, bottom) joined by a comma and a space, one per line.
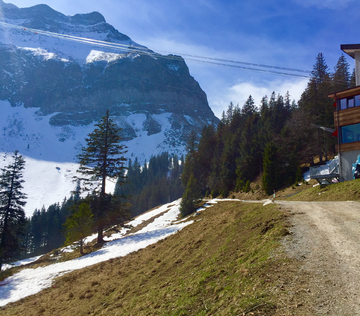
180, 53, 353, 214
116, 153, 184, 218
17, 151, 184, 259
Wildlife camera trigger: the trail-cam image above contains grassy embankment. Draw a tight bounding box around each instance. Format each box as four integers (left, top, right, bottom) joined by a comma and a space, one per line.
283, 178, 360, 201
0, 201, 292, 316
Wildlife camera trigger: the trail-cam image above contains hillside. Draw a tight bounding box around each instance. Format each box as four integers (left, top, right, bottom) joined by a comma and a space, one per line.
2, 179, 360, 315
0, 199, 294, 315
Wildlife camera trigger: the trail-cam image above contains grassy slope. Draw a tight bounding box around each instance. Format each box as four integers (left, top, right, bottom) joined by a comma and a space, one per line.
284, 178, 360, 201
0, 201, 293, 316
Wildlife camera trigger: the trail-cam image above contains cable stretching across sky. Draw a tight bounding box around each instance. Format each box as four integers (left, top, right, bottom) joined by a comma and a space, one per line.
0, 21, 314, 79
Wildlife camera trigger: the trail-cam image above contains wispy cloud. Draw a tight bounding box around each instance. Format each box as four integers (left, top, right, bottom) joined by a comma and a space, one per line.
292, 0, 354, 9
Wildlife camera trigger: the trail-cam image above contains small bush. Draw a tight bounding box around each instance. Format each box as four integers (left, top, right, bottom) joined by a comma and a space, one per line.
235, 178, 245, 192
243, 180, 251, 193
221, 188, 229, 198
211, 189, 219, 198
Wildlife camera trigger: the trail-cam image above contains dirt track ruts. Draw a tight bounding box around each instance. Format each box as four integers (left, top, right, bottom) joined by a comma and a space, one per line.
276, 200, 360, 315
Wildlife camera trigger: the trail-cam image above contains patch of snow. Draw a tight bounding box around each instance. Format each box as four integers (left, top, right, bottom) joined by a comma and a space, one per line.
2, 256, 42, 271
21, 47, 58, 61
167, 64, 179, 71
0, 199, 191, 307
184, 115, 195, 125
86, 50, 126, 63
0, 18, 149, 65
263, 199, 274, 206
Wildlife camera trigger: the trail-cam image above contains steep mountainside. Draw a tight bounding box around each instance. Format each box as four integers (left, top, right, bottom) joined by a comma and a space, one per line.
0, 1, 218, 214
0, 1, 218, 159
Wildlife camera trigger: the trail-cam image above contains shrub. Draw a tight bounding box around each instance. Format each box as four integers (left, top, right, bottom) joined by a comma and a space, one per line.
243, 180, 251, 193
211, 189, 219, 198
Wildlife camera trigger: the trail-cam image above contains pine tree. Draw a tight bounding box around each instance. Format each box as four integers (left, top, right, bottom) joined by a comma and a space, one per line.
180, 174, 201, 218
298, 53, 334, 162
0, 151, 27, 270
332, 55, 350, 92
64, 203, 93, 255
262, 142, 279, 195
181, 130, 198, 187
75, 110, 128, 243
350, 68, 356, 88
241, 95, 256, 117
196, 125, 216, 194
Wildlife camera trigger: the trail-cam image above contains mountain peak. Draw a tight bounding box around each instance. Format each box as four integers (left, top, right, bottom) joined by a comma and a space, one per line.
70, 11, 106, 25
2, 3, 106, 28
0, 0, 17, 9
0, 1, 218, 173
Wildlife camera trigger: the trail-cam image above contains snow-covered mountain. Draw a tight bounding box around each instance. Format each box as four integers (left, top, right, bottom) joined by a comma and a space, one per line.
0, 1, 219, 216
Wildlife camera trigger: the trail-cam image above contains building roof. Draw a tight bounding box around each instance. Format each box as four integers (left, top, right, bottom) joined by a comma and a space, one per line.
341, 44, 360, 59
329, 85, 360, 100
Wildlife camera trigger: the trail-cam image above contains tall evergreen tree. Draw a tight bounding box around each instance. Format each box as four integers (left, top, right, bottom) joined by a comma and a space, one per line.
0, 151, 27, 270
350, 68, 356, 88
181, 130, 198, 188
241, 95, 256, 117
332, 55, 350, 92
298, 53, 334, 162
262, 142, 279, 195
75, 110, 128, 243
180, 174, 201, 218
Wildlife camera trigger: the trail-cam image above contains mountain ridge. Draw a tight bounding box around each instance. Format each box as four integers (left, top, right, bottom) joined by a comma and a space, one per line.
0, 1, 218, 157
0, 1, 218, 214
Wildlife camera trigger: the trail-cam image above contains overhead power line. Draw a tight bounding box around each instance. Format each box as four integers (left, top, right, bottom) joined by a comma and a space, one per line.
0, 21, 314, 79
0, 21, 350, 84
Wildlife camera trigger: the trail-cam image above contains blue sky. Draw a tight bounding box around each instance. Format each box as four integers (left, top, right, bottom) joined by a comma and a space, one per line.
4, 0, 360, 117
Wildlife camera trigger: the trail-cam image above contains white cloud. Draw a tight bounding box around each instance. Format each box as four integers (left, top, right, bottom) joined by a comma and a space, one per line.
208, 79, 308, 118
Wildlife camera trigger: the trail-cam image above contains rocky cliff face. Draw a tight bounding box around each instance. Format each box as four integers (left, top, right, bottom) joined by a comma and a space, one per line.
0, 1, 218, 158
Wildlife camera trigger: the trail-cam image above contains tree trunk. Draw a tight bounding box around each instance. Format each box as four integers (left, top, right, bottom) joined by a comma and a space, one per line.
80, 239, 84, 255
97, 224, 104, 244
0, 207, 10, 272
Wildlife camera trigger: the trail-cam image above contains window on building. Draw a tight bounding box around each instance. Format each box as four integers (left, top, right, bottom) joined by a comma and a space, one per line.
355, 95, 360, 107
340, 98, 347, 110
348, 97, 355, 108
341, 123, 360, 144
339, 96, 360, 109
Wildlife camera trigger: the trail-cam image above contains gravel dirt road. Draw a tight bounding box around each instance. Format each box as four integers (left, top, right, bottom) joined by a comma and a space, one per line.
276, 200, 360, 315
